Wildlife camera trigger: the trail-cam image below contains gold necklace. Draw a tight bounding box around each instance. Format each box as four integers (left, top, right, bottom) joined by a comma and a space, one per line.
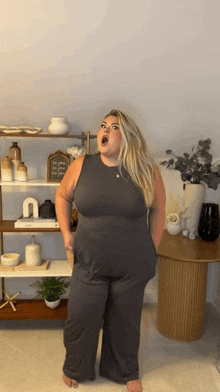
107, 166, 120, 178
100, 155, 120, 177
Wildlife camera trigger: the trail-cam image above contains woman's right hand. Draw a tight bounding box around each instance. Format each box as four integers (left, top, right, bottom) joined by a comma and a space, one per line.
63, 231, 74, 254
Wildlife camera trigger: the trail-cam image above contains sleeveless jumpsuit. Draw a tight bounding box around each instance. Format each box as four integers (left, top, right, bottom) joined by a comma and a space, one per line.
63, 153, 158, 384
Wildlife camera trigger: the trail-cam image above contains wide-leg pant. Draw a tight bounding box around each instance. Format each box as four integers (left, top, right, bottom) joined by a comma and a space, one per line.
63, 266, 153, 384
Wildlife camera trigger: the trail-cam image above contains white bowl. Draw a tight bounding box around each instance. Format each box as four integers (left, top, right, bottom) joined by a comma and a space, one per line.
1, 253, 20, 267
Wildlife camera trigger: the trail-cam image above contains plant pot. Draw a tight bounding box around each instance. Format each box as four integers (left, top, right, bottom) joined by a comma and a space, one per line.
184, 184, 206, 235
45, 298, 61, 309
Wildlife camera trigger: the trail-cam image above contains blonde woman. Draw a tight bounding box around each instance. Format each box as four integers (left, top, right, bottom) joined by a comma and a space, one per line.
55, 109, 166, 392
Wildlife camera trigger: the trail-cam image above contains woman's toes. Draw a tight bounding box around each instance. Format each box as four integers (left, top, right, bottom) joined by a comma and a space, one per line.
72, 379, 78, 388
62, 374, 71, 387
62, 374, 78, 388
127, 379, 143, 392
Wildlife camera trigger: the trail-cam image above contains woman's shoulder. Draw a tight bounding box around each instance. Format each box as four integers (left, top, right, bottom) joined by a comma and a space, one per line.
75, 153, 98, 167
75, 154, 86, 165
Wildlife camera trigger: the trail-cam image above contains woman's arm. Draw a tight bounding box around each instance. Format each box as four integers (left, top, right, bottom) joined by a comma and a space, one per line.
148, 169, 166, 250
55, 155, 84, 253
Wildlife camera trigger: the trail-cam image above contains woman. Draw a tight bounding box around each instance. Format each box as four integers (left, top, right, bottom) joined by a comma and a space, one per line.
55, 109, 166, 392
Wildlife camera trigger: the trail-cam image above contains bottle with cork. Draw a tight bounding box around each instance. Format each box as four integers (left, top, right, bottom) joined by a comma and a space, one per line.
9, 142, 21, 180
1, 156, 13, 181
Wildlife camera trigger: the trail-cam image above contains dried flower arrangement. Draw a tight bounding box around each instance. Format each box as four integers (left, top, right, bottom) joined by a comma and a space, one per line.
166, 213, 181, 225
165, 191, 188, 224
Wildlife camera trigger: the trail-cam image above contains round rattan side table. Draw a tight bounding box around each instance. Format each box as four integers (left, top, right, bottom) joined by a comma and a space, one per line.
157, 230, 220, 341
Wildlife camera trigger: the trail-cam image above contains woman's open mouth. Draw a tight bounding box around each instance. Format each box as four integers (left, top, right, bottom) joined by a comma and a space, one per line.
101, 136, 109, 146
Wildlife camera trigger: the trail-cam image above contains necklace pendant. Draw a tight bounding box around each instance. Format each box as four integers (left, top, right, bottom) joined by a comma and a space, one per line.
116, 174, 120, 178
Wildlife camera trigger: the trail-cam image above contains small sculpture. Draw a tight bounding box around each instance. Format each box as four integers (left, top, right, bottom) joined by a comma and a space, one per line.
23, 197, 39, 218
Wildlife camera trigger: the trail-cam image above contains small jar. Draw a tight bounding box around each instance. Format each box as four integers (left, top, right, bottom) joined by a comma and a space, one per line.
25, 235, 41, 266
182, 229, 189, 237
9, 142, 21, 180
1, 156, 13, 181
17, 161, 27, 182
189, 228, 196, 240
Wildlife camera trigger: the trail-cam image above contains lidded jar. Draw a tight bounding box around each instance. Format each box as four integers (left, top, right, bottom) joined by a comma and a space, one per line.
25, 235, 41, 266
1, 156, 13, 181
48, 117, 70, 135
17, 161, 27, 182
9, 142, 21, 180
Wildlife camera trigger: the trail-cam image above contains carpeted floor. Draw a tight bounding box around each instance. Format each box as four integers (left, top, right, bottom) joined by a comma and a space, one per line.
1, 303, 220, 392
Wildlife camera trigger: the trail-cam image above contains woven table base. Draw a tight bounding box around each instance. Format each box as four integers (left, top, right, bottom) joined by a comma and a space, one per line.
157, 257, 208, 341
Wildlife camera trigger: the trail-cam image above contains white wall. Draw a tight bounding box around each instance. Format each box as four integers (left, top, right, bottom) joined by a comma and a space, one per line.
0, 0, 220, 304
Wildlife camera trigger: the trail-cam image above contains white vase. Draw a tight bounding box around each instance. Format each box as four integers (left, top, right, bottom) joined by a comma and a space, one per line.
48, 117, 70, 135
166, 222, 182, 235
25, 235, 41, 266
184, 183, 206, 235
45, 298, 61, 309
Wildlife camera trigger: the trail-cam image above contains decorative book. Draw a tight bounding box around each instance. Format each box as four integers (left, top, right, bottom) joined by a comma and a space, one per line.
15, 214, 59, 228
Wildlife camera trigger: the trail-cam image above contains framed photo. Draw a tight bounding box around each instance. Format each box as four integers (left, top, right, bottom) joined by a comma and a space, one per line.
47, 150, 71, 182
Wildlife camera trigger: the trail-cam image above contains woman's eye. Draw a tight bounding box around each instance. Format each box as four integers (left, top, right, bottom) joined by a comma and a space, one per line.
112, 125, 119, 130
101, 124, 106, 128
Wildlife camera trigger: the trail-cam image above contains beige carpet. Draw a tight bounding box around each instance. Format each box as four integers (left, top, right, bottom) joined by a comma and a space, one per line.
1, 303, 220, 392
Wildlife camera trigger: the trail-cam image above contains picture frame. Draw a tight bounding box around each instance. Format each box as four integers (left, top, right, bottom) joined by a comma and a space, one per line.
47, 150, 71, 182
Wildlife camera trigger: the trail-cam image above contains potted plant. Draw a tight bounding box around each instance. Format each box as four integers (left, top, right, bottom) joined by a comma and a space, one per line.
30, 277, 69, 309
160, 138, 220, 233
160, 138, 220, 190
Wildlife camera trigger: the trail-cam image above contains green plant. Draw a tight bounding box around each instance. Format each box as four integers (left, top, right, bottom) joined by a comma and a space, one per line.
30, 277, 69, 302
160, 139, 220, 190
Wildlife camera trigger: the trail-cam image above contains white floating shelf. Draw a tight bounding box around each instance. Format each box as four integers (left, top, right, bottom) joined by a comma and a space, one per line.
0, 179, 60, 186
0, 260, 72, 277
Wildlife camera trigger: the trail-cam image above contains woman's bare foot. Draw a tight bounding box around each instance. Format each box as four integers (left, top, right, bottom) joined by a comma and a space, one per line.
127, 379, 143, 392
62, 374, 78, 388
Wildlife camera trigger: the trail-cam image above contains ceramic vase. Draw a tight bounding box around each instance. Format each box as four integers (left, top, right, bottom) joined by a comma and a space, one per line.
166, 222, 182, 235
198, 203, 220, 242
17, 162, 27, 181
184, 183, 206, 235
39, 200, 56, 219
45, 298, 61, 309
25, 235, 41, 266
48, 117, 70, 135
1, 156, 13, 181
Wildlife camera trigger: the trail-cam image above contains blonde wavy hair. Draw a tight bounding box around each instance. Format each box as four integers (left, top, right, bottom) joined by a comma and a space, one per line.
96, 109, 159, 209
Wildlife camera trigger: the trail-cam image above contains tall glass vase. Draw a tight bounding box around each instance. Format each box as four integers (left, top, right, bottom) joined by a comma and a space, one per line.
198, 203, 220, 242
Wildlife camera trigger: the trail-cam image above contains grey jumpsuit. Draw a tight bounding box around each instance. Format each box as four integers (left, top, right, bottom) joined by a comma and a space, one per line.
63, 153, 158, 384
